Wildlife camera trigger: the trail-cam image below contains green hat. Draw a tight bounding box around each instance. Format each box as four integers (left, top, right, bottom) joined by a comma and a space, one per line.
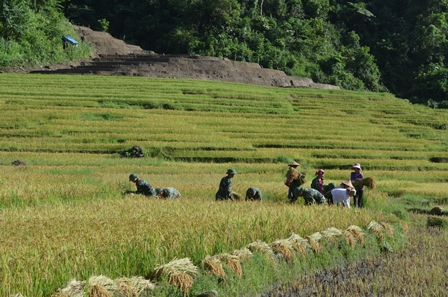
129, 173, 138, 181
155, 187, 162, 195
226, 168, 237, 175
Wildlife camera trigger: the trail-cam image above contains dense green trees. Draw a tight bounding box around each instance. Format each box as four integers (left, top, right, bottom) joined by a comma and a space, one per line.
0, 0, 89, 67
2, 1, 448, 106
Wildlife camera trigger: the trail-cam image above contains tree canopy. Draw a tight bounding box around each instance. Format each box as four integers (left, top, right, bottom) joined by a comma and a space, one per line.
2, 0, 448, 107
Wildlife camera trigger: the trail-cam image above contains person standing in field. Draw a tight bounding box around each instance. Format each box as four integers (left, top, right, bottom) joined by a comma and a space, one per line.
245, 187, 262, 201
331, 180, 356, 208
155, 187, 181, 199
292, 187, 326, 205
350, 163, 364, 208
216, 168, 237, 201
285, 161, 305, 200
127, 173, 156, 196
311, 169, 325, 194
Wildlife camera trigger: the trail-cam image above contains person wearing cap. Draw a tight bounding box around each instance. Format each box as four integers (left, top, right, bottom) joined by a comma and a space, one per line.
285, 161, 305, 200
216, 168, 237, 201
330, 180, 356, 208
245, 187, 262, 201
155, 187, 181, 199
292, 187, 326, 205
311, 169, 325, 194
127, 173, 156, 196
350, 163, 364, 208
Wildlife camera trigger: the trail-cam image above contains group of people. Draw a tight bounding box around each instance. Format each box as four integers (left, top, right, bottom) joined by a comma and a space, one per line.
127, 161, 366, 208
126, 173, 181, 199
286, 161, 365, 208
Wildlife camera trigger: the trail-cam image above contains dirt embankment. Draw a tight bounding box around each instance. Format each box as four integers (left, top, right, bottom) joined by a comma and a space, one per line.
31, 25, 339, 90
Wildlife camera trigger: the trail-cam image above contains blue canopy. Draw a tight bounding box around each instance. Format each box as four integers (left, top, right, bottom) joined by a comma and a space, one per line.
62, 36, 78, 45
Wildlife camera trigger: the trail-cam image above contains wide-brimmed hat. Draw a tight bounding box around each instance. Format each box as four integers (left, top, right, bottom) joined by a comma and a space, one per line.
315, 169, 325, 175
226, 168, 237, 175
352, 163, 362, 170
288, 161, 300, 167
341, 180, 354, 188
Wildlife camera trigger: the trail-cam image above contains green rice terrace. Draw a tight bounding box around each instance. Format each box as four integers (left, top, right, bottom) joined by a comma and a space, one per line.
0, 73, 447, 297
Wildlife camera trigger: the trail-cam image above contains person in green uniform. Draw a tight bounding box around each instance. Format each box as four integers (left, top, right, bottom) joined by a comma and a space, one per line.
216, 168, 237, 201
292, 187, 326, 205
127, 173, 156, 196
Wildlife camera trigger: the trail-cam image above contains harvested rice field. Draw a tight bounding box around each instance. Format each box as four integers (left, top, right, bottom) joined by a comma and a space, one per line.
0, 74, 447, 296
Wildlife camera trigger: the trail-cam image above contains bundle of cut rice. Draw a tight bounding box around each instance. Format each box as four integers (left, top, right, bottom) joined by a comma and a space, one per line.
216, 253, 243, 277
285, 168, 300, 180
232, 247, 253, 262
286, 233, 310, 255
320, 227, 343, 243
307, 237, 322, 253
246, 240, 275, 259
88, 285, 111, 297
115, 277, 155, 296
151, 258, 198, 293
343, 230, 357, 248
346, 225, 365, 244
269, 239, 294, 262
352, 176, 376, 189
203, 255, 226, 278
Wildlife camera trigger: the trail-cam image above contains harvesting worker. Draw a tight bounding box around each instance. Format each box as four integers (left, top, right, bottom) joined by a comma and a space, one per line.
331, 180, 356, 208
292, 187, 326, 205
216, 168, 237, 201
127, 173, 156, 196
285, 161, 305, 200
245, 187, 262, 201
311, 169, 325, 194
350, 163, 364, 208
155, 187, 182, 199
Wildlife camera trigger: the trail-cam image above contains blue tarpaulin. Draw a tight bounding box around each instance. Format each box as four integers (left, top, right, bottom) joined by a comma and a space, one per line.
62, 36, 78, 45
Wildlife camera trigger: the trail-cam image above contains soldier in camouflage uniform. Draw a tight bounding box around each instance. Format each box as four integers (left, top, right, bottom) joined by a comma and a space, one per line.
127, 173, 156, 196
292, 187, 326, 205
245, 187, 262, 201
216, 168, 237, 201
155, 187, 181, 199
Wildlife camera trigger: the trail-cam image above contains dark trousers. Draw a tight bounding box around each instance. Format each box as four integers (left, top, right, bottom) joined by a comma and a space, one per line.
354, 190, 364, 208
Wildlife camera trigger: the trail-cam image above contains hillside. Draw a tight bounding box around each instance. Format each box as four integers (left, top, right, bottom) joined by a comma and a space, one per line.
0, 73, 447, 296
30, 26, 339, 89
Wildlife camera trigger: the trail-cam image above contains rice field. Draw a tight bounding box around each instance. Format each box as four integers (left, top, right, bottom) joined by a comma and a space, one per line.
0, 73, 447, 296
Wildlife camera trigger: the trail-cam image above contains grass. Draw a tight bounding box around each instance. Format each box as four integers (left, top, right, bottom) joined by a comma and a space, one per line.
0, 74, 447, 296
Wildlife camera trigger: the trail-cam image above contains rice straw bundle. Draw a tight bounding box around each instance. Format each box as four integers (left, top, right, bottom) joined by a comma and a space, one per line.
286, 168, 300, 180
246, 240, 275, 259
307, 237, 322, 253
346, 225, 365, 244
88, 285, 111, 297
352, 177, 376, 189
286, 233, 310, 255
232, 247, 253, 262
367, 220, 385, 241
168, 270, 194, 294
320, 227, 343, 243
308, 232, 322, 242
115, 277, 155, 296
269, 239, 294, 262
343, 230, 357, 248
203, 256, 226, 278
151, 258, 198, 293
217, 253, 243, 277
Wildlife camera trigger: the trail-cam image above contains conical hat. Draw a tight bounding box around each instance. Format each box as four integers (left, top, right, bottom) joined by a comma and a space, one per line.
341, 180, 354, 188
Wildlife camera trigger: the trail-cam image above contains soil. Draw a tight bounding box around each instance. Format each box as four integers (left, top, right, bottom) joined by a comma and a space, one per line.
29, 25, 339, 90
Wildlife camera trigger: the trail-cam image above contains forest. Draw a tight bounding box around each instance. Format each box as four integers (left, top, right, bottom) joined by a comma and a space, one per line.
1, 0, 448, 107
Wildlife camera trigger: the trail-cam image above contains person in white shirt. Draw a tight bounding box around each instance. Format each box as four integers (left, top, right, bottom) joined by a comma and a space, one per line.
331, 180, 356, 208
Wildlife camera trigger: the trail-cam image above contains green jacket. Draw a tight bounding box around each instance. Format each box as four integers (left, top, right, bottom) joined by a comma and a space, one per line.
298, 188, 326, 205
216, 176, 233, 200
135, 178, 156, 196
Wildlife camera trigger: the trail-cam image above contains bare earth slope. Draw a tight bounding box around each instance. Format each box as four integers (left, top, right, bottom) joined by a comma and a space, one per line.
32, 25, 339, 89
